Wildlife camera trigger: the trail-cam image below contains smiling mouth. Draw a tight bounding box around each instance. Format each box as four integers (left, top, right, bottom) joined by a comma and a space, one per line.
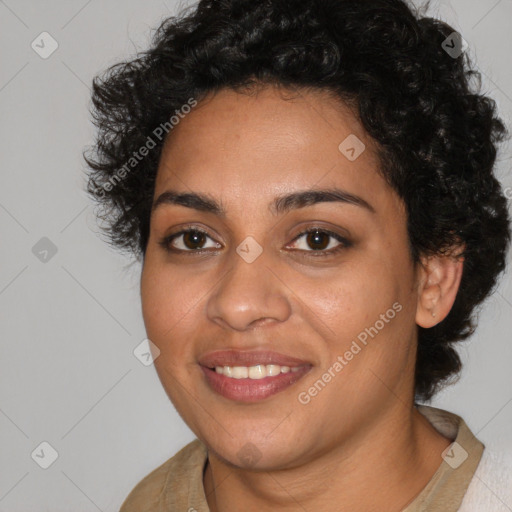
213, 364, 304, 379
199, 350, 312, 403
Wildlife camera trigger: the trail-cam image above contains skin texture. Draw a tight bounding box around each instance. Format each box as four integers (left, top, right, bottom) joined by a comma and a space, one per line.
140, 85, 464, 511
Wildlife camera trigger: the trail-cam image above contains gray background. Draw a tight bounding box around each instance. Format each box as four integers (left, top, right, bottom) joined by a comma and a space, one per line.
0, 0, 511, 510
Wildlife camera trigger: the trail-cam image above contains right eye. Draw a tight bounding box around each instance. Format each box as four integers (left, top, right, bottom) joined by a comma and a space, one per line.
159, 228, 222, 253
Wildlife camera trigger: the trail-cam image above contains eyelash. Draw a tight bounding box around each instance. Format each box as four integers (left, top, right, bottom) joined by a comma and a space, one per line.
158, 225, 352, 258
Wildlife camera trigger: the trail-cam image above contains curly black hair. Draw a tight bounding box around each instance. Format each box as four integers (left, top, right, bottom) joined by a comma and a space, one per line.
84, 0, 511, 401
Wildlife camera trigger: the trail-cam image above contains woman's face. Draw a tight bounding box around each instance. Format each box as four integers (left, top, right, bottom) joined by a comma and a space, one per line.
141, 86, 422, 470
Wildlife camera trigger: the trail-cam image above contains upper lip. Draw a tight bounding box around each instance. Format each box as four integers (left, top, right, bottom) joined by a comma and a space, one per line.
199, 350, 311, 368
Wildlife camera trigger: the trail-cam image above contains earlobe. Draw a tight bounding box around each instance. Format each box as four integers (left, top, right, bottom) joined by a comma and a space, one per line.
415, 251, 464, 328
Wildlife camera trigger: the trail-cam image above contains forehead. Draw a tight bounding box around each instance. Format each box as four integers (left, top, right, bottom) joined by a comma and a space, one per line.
154, 85, 397, 216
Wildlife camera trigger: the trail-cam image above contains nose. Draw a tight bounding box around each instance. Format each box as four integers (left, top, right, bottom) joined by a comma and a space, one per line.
205, 245, 292, 332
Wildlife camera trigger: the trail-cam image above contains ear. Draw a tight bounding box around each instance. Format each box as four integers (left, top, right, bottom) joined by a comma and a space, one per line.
415, 249, 464, 328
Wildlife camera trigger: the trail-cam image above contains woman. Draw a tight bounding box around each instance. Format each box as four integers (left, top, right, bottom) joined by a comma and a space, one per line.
85, 0, 511, 510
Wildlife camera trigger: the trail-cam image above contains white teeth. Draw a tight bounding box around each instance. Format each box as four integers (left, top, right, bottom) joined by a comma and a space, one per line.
248, 364, 266, 379
231, 366, 249, 379
214, 364, 302, 379
266, 364, 280, 377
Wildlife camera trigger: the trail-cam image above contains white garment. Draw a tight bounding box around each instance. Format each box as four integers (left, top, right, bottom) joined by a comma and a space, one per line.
459, 448, 512, 511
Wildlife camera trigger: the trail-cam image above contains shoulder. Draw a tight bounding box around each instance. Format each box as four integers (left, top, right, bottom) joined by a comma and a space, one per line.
459, 446, 512, 511
119, 439, 207, 512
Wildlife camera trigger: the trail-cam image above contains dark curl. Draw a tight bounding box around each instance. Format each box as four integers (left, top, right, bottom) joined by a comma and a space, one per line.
84, 0, 511, 400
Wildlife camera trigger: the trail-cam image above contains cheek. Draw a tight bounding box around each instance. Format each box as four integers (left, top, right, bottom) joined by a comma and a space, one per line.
140, 258, 201, 353
297, 251, 417, 389
140, 259, 204, 413
301, 263, 403, 339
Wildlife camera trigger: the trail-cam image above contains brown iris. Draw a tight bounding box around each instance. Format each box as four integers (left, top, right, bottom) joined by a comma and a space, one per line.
306, 230, 329, 250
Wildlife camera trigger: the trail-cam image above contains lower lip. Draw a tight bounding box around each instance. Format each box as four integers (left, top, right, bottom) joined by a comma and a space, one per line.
201, 366, 311, 403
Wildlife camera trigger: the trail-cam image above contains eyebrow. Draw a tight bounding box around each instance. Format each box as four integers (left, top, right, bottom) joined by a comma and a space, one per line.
152, 187, 375, 216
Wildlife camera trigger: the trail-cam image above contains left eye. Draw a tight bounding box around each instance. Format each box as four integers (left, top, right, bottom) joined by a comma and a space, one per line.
288, 228, 350, 254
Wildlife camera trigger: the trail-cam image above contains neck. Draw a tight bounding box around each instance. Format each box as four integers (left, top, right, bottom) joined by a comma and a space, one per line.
204, 403, 451, 512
